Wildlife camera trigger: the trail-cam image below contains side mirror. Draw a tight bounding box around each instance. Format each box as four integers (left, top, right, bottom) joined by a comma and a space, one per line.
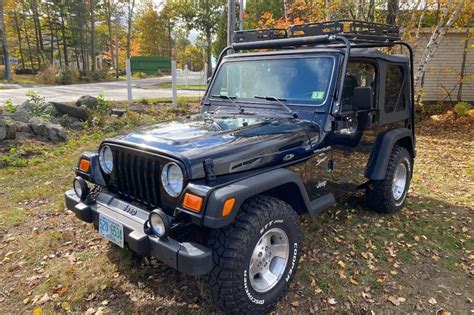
352, 87, 373, 111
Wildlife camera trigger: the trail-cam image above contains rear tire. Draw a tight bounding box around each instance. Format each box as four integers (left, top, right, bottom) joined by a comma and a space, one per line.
367, 146, 412, 213
207, 195, 301, 314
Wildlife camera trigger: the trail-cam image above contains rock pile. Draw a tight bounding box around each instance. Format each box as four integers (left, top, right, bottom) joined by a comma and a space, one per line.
0, 95, 98, 143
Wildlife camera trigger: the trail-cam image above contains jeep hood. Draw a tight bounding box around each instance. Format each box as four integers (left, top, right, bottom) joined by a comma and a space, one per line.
106, 114, 319, 179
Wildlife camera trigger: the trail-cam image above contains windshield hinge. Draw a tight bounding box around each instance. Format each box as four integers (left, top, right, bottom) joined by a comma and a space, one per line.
203, 159, 216, 181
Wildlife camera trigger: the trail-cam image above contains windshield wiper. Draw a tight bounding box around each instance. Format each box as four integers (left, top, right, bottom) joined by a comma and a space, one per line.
210, 94, 243, 113
254, 95, 298, 118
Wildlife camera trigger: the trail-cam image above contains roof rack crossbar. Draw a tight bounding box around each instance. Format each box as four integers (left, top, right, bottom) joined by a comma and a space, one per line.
290, 20, 400, 41
232, 35, 331, 51
233, 28, 288, 43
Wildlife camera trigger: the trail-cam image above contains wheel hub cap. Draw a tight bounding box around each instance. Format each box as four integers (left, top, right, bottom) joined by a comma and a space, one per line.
392, 163, 407, 201
249, 228, 289, 293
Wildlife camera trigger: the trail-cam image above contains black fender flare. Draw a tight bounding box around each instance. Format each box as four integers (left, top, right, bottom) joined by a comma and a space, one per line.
366, 128, 414, 180
202, 168, 311, 229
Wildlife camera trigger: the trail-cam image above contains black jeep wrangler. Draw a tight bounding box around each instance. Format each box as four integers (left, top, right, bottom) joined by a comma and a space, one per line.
65, 20, 415, 313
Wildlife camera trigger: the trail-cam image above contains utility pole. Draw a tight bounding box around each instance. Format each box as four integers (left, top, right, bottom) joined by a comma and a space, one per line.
227, 0, 236, 46
115, 17, 120, 78
0, 1, 10, 81
239, 0, 244, 30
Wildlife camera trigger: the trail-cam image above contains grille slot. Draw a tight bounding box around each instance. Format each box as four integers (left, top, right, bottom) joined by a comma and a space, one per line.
112, 148, 161, 208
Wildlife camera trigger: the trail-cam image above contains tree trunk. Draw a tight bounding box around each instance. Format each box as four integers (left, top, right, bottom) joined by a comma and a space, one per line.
13, 10, 27, 69
457, 21, 470, 102
22, 10, 35, 70
56, 28, 62, 67
206, 28, 212, 78
48, 19, 55, 63
413, 0, 428, 52
31, 0, 44, 65
115, 18, 120, 77
60, 9, 68, 66
386, 0, 399, 24
357, 0, 364, 20
103, 0, 115, 75
90, 0, 96, 72
414, 0, 463, 88
79, 0, 88, 75
126, 0, 136, 59
366, 0, 375, 21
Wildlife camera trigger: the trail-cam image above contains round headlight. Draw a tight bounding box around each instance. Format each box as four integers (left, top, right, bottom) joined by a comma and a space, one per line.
99, 146, 114, 174
148, 209, 170, 238
73, 176, 89, 200
161, 162, 184, 197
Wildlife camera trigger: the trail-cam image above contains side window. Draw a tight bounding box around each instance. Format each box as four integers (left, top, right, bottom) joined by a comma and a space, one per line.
384, 65, 405, 113
342, 62, 376, 111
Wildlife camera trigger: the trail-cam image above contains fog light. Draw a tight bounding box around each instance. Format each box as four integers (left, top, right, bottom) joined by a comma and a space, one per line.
73, 176, 89, 201
148, 209, 170, 238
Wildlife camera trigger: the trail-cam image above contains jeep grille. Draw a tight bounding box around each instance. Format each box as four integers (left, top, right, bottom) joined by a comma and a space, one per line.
111, 147, 161, 208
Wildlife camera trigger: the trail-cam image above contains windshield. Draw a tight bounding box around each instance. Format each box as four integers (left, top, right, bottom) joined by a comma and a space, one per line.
209, 57, 335, 106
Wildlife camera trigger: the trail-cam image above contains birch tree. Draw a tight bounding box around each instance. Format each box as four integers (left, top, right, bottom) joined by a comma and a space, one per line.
414, 0, 464, 88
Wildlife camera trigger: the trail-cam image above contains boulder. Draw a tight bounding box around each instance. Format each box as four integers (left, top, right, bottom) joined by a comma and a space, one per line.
14, 121, 31, 133
0, 117, 6, 141
46, 122, 66, 142
58, 115, 83, 130
29, 117, 48, 137
5, 109, 31, 123
0, 116, 17, 140
40, 102, 60, 117
17, 100, 34, 112
111, 108, 126, 117
29, 117, 66, 142
51, 102, 88, 121
76, 95, 98, 109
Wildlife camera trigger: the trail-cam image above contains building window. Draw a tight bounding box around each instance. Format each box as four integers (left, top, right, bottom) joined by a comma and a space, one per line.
384, 65, 405, 113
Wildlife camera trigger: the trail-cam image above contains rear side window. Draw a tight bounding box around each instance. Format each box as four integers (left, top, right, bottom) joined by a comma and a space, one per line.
384, 65, 405, 113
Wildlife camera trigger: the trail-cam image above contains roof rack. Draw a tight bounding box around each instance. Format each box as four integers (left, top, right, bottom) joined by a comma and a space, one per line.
233, 19, 401, 45
233, 28, 288, 43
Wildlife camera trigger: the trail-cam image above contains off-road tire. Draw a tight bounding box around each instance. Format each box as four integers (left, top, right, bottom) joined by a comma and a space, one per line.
207, 195, 301, 314
367, 146, 412, 213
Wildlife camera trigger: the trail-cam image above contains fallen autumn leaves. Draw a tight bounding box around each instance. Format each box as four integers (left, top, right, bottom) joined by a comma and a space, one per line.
0, 114, 472, 314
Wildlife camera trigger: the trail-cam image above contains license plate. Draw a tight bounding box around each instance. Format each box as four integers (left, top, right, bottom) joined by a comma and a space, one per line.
99, 214, 124, 248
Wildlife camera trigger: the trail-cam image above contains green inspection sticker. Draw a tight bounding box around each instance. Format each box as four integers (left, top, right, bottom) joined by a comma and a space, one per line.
311, 91, 325, 100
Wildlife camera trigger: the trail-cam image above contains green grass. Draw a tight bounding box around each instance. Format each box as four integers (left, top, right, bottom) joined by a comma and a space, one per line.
1, 207, 26, 230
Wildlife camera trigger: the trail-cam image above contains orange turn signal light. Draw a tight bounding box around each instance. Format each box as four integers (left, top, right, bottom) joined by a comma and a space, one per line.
79, 159, 91, 172
183, 193, 203, 213
221, 198, 235, 217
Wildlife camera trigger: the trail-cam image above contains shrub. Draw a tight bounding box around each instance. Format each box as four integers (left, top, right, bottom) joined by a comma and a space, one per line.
37, 66, 59, 85
91, 70, 103, 81
26, 91, 52, 119
96, 92, 111, 114
4, 99, 17, 113
454, 102, 472, 117
55, 66, 79, 85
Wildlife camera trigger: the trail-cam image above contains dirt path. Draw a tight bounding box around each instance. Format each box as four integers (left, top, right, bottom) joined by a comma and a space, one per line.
0, 117, 472, 314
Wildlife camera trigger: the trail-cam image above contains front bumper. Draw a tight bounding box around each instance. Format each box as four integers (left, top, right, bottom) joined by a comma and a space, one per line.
64, 189, 213, 276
